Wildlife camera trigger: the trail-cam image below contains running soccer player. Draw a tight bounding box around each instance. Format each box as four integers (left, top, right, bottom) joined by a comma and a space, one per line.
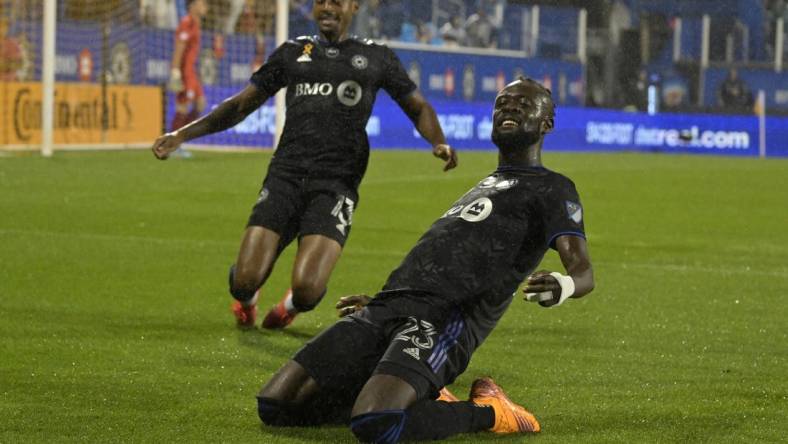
169, 0, 208, 136
254, 78, 595, 442
151, 0, 456, 329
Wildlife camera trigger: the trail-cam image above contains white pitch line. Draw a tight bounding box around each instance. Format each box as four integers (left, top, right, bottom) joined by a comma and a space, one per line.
597, 261, 788, 279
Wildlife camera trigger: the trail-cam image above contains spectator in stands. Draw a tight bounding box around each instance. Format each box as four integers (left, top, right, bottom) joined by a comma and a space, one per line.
416, 20, 438, 45
718, 68, 754, 112
140, 0, 179, 29
440, 15, 465, 48
465, 6, 497, 48
0, 16, 22, 81
353, 0, 382, 39
379, 1, 405, 39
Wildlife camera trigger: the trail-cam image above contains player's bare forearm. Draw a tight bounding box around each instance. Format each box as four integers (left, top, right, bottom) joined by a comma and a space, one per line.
399, 93, 445, 144
152, 86, 268, 159
555, 235, 594, 298
523, 235, 593, 306
398, 92, 457, 171
177, 85, 269, 142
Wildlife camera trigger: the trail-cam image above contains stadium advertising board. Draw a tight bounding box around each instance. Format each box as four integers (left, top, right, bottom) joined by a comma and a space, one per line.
181, 86, 787, 157
1, 82, 162, 147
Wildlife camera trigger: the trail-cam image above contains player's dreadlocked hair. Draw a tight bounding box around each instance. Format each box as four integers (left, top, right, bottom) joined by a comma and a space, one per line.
512, 76, 556, 120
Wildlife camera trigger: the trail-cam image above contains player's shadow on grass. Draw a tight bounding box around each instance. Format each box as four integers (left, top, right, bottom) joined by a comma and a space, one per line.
260, 424, 533, 443
235, 327, 320, 355
259, 424, 354, 443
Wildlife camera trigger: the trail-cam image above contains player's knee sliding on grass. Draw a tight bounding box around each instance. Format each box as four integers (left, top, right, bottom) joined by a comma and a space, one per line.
151, 0, 457, 329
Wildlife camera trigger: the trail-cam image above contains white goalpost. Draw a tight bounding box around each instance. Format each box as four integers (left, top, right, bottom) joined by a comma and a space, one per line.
274, 0, 288, 148
41, 0, 56, 157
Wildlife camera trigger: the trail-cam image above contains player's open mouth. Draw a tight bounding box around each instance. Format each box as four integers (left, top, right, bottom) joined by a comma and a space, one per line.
319, 16, 339, 27
498, 118, 521, 129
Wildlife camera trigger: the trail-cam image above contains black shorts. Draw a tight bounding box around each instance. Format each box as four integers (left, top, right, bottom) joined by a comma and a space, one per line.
247, 170, 358, 248
292, 292, 475, 404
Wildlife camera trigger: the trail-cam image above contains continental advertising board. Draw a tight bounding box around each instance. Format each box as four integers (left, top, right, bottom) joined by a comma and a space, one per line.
0, 82, 162, 147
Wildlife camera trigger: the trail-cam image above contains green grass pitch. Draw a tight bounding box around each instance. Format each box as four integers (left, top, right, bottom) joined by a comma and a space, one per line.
1, 149, 786, 443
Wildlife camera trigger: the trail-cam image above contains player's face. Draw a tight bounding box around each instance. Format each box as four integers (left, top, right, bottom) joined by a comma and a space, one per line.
491, 82, 552, 149
192, 0, 207, 17
312, 0, 358, 40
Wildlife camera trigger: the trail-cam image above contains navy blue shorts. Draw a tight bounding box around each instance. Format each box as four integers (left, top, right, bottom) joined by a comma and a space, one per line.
292, 293, 474, 402
247, 170, 358, 249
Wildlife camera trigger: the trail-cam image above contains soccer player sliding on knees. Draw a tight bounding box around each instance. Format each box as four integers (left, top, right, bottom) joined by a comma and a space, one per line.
151, 0, 456, 329
255, 78, 595, 442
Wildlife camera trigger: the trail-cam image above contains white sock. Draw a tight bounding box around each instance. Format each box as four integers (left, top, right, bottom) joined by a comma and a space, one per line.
283, 289, 296, 313
242, 290, 259, 308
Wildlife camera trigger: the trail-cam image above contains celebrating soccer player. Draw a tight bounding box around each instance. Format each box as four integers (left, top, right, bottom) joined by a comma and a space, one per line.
151, 0, 457, 329
168, 0, 208, 157
254, 78, 595, 442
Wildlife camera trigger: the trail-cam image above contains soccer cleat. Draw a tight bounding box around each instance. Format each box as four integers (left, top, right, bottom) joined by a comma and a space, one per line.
231, 300, 257, 329
470, 377, 540, 434
261, 290, 297, 329
437, 387, 460, 402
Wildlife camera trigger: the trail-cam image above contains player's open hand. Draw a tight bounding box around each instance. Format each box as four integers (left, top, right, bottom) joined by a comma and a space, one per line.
433, 144, 458, 172
336, 294, 371, 317
523, 270, 561, 307
151, 132, 184, 160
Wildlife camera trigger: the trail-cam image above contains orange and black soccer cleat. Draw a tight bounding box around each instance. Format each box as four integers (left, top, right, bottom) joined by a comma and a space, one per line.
469, 377, 540, 434
262, 290, 297, 329
437, 387, 460, 402
231, 300, 257, 329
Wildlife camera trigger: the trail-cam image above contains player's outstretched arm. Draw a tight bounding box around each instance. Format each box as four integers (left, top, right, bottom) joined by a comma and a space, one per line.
151, 85, 269, 160
397, 92, 458, 171
523, 235, 594, 307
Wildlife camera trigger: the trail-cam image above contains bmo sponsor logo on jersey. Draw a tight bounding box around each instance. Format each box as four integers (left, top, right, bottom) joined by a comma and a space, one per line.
295, 82, 334, 97
294, 80, 363, 106
443, 197, 493, 222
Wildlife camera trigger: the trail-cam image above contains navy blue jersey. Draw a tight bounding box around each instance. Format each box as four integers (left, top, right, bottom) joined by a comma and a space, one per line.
382, 166, 586, 343
250, 35, 417, 187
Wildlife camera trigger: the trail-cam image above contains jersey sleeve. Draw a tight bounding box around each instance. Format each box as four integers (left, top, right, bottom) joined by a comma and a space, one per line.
380, 47, 417, 101
543, 177, 586, 249
249, 43, 290, 96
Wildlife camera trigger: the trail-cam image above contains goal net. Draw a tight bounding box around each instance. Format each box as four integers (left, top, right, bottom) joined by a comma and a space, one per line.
0, 0, 279, 153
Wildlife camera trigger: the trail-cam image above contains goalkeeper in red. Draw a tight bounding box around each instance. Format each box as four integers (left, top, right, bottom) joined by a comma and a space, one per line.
254, 77, 595, 442
151, 0, 457, 329
169, 0, 208, 134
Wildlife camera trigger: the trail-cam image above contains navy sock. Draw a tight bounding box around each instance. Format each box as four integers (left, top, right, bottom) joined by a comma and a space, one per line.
400, 400, 494, 441
350, 401, 494, 443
